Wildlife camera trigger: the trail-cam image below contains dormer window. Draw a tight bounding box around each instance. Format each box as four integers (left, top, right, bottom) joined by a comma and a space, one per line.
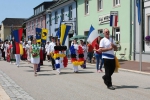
34, 5, 44, 15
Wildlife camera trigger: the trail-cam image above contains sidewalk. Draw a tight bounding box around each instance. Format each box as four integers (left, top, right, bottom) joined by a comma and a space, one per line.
119, 60, 150, 73
0, 84, 10, 100
85, 60, 150, 74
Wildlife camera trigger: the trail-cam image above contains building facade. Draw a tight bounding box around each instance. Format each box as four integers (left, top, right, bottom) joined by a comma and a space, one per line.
46, 0, 77, 48
0, 18, 25, 41
77, 0, 133, 60
25, 1, 56, 40
134, 0, 150, 62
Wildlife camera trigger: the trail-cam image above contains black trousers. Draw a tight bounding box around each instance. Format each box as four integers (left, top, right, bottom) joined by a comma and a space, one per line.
50, 56, 55, 69
103, 58, 115, 87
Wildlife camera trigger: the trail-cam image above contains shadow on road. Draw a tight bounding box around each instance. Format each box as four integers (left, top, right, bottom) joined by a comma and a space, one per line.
60, 71, 94, 75
114, 85, 139, 89
144, 87, 150, 89
38, 74, 56, 76
19, 66, 33, 68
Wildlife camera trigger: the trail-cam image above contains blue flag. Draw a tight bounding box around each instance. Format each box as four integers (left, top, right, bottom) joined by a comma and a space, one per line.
56, 18, 62, 38
136, 0, 141, 24
88, 25, 95, 38
36, 28, 42, 43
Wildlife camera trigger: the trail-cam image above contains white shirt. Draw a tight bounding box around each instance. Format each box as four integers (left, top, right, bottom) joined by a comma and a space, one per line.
48, 42, 56, 53
45, 44, 49, 52
100, 37, 116, 59
80, 44, 87, 60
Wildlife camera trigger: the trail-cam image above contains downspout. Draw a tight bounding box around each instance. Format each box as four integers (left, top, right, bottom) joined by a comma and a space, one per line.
129, 0, 132, 60
74, 0, 78, 35
133, 0, 136, 60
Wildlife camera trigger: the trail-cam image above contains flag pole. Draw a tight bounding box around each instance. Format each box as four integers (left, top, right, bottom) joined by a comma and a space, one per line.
139, 0, 142, 71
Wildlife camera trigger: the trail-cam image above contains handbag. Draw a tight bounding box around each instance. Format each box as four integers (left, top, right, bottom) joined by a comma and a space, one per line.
32, 53, 38, 58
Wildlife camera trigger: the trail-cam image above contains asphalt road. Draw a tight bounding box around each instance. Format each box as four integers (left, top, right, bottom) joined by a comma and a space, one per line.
0, 60, 150, 100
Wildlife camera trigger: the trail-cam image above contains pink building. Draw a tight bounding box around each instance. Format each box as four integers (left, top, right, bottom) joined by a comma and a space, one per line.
25, 1, 56, 40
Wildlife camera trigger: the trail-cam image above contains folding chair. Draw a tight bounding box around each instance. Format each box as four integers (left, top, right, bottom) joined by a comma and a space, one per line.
119, 48, 127, 60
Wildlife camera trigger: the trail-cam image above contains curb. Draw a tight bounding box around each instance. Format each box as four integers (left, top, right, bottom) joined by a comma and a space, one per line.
68, 60, 150, 76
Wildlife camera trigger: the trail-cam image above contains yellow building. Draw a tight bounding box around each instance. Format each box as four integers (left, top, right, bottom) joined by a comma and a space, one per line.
0, 18, 25, 41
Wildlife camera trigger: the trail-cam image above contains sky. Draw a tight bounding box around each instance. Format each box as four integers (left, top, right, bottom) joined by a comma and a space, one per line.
0, 0, 52, 23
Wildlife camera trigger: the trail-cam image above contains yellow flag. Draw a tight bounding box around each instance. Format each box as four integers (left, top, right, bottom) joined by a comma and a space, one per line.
114, 56, 120, 73
19, 44, 23, 55
41, 29, 48, 40
60, 24, 66, 45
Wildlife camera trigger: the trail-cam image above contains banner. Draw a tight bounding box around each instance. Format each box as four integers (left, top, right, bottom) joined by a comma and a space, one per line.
41, 29, 48, 44
60, 24, 71, 45
36, 28, 42, 43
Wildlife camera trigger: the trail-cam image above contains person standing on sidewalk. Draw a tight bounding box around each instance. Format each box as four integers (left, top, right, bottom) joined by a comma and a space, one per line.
49, 37, 56, 70
94, 36, 104, 73
87, 42, 93, 63
99, 28, 117, 90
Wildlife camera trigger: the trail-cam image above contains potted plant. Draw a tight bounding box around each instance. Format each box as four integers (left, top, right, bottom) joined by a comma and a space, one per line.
115, 41, 121, 51
145, 35, 150, 46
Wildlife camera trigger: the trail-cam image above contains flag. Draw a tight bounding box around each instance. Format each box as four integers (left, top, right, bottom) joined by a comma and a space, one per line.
110, 15, 118, 27
36, 28, 42, 43
87, 25, 99, 47
136, 0, 141, 24
41, 29, 48, 44
12, 29, 23, 55
56, 18, 62, 38
60, 24, 71, 45
13, 28, 23, 43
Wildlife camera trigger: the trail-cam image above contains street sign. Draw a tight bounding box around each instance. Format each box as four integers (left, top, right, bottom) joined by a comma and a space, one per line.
110, 11, 118, 16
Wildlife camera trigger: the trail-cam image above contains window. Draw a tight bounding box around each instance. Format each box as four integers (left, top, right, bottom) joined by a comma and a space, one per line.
32, 21, 34, 30
28, 22, 30, 31
98, 29, 103, 34
69, 6, 73, 19
61, 9, 64, 21
84, 31, 89, 36
49, 14, 52, 26
148, 16, 150, 35
114, 27, 120, 41
36, 19, 38, 28
98, 0, 103, 11
42, 5, 44, 11
55, 11, 58, 24
85, 0, 89, 15
113, 0, 120, 6
40, 17, 43, 28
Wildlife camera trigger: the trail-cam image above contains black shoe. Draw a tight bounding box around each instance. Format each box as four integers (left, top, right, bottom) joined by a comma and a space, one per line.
102, 76, 107, 86
107, 86, 115, 90
53, 69, 56, 70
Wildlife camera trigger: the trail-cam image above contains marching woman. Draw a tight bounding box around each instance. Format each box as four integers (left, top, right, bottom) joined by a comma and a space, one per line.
80, 40, 87, 69
94, 36, 104, 73
22, 41, 27, 60
30, 38, 40, 76
71, 39, 79, 73
6, 41, 11, 62
37, 43, 44, 72
26, 40, 31, 63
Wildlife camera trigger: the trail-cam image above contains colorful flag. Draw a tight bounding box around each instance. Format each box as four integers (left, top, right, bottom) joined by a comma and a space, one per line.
56, 18, 62, 38
60, 24, 71, 45
87, 25, 99, 47
110, 15, 118, 27
12, 28, 23, 54
36, 28, 42, 43
136, 0, 141, 24
41, 29, 48, 44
